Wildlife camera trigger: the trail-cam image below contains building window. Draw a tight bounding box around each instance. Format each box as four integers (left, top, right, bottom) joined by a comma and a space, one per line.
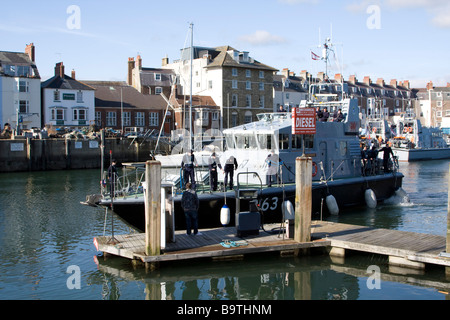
208, 80, 213, 89
77, 91, 83, 103
149, 112, 159, 126
246, 70, 251, 78
246, 81, 251, 90
19, 100, 29, 113
259, 71, 264, 79
18, 80, 29, 92
155, 73, 161, 81
73, 108, 87, 121
232, 80, 238, 89
136, 112, 145, 126
259, 95, 265, 108
123, 112, 131, 126
106, 112, 117, 126
95, 111, 101, 126
51, 108, 65, 121
259, 82, 264, 91
232, 94, 238, 107
232, 68, 238, 76
155, 87, 162, 95
231, 113, 238, 127
54, 90, 60, 101
244, 111, 252, 124
246, 94, 251, 108
212, 112, 219, 121
436, 111, 442, 118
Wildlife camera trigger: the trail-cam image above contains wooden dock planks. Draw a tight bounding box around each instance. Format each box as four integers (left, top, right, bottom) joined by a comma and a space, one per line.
94, 221, 450, 268
311, 221, 450, 267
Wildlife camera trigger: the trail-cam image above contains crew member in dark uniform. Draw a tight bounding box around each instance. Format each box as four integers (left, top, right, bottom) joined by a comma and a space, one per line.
208, 152, 222, 191
181, 149, 198, 188
224, 155, 238, 190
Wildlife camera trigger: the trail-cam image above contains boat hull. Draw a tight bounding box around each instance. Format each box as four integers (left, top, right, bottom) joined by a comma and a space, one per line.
393, 147, 450, 162
101, 172, 403, 232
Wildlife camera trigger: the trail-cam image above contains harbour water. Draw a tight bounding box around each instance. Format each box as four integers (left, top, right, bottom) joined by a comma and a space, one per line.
0, 161, 449, 300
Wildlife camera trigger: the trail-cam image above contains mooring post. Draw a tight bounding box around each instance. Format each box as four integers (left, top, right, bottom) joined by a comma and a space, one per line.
144, 160, 161, 260
295, 156, 312, 246
446, 164, 450, 277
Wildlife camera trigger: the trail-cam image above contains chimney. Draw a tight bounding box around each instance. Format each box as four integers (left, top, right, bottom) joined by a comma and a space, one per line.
162, 56, 169, 67
447, 83, 450, 88
376, 78, 385, 87
127, 57, 135, 85
55, 62, 65, 77
363, 76, 371, 85
335, 73, 343, 83
300, 70, 309, 81
317, 72, 325, 81
403, 80, 410, 89
137, 55, 142, 70
282, 68, 290, 79
348, 75, 357, 84
25, 43, 35, 62
390, 79, 397, 87
426, 81, 434, 91
71, 69, 76, 80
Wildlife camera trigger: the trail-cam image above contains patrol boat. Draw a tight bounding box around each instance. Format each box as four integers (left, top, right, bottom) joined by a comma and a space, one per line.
84, 82, 404, 232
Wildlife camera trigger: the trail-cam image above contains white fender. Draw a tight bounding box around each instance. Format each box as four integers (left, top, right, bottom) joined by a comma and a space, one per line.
326, 195, 339, 215
220, 204, 230, 226
282, 200, 295, 220
365, 189, 377, 209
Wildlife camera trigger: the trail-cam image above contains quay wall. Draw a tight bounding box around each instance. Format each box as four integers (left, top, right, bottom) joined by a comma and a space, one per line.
0, 138, 168, 172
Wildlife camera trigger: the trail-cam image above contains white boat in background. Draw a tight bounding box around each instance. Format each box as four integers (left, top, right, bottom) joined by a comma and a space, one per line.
390, 113, 450, 162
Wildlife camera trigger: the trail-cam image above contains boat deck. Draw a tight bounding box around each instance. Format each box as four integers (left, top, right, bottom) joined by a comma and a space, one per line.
94, 223, 329, 263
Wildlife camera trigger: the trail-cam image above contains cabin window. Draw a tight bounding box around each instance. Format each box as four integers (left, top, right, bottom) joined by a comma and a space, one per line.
225, 134, 235, 149
235, 134, 257, 149
292, 134, 314, 149
257, 134, 272, 150
279, 134, 289, 150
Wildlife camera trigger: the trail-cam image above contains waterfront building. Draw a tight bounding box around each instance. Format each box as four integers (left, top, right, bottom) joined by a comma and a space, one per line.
0, 43, 41, 132
273, 68, 309, 112
344, 74, 415, 123
162, 45, 278, 130
41, 62, 95, 129
83, 81, 171, 135
415, 82, 450, 130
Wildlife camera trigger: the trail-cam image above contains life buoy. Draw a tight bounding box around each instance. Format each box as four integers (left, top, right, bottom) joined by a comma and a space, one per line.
312, 162, 318, 177
403, 127, 413, 133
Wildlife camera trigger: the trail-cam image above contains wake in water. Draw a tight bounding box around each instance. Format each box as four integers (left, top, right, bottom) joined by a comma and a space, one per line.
383, 188, 413, 206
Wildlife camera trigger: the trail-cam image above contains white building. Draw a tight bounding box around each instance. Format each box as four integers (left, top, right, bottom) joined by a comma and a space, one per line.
0, 43, 41, 132
41, 62, 95, 128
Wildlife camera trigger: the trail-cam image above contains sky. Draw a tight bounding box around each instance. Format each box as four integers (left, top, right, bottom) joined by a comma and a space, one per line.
2, 0, 450, 88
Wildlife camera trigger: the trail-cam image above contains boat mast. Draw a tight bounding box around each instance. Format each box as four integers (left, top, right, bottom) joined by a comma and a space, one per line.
189, 22, 193, 151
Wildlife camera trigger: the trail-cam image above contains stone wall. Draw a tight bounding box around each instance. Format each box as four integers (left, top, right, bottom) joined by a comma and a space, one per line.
0, 137, 168, 172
